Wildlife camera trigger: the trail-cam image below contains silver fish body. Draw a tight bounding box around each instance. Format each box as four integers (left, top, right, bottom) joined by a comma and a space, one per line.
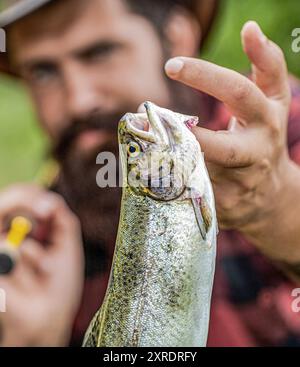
83, 102, 217, 347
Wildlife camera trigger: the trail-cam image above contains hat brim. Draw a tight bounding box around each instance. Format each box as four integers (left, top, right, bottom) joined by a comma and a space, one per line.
0, 0, 52, 28
0, 0, 218, 76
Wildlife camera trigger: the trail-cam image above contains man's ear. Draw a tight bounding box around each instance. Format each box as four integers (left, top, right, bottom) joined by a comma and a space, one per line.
164, 9, 201, 58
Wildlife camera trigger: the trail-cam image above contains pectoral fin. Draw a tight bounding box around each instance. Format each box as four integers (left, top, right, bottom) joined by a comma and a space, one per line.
192, 195, 212, 241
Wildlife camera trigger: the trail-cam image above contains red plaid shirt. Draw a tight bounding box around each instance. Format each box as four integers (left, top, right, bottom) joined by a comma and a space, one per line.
69, 79, 300, 347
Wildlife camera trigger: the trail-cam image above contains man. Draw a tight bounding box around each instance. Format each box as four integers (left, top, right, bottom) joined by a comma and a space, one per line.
0, 0, 300, 346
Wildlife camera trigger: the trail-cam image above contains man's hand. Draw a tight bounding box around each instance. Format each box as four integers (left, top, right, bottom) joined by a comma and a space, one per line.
0, 184, 84, 346
165, 21, 300, 265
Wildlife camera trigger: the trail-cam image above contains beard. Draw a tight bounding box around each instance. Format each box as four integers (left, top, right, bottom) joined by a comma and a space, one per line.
52, 110, 123, 269
52, 76, 202, 271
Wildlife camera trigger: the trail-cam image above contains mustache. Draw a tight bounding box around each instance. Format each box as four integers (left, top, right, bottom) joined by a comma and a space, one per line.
53, 111, 125, 160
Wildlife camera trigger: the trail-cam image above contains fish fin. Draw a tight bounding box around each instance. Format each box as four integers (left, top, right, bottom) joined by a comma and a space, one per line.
192, 195, 212, 241
200, 195, 213, 232
82, 307, 102, 347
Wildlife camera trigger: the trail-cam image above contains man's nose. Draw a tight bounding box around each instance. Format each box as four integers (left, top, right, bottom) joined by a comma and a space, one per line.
63, 64, 103, 119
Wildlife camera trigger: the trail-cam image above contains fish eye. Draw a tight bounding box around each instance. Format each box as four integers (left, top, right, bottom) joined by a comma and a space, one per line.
127, 141, 141, 158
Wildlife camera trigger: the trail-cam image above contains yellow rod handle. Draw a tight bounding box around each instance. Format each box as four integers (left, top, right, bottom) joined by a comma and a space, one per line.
6, 216, 32, 249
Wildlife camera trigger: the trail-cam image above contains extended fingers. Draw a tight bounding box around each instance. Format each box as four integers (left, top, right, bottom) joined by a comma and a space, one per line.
165, 56, 269, 122
241, 21, 291, 104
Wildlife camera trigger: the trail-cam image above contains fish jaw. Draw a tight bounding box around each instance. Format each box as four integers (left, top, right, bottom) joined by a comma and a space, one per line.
144, 101, 169, 146
119, 112, 156, 143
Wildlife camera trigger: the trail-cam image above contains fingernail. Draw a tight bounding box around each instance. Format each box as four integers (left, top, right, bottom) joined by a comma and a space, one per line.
255, 23, 267, 43
165, 58, 184, 75
249, 21, 267, 43
243, 21, 267, 45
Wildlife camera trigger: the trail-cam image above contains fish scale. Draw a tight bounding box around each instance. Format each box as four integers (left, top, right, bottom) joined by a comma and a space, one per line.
83, 102, 217, 347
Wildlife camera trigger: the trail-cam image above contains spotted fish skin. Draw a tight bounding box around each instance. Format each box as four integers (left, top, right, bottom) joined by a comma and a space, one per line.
83, 102, 217, 347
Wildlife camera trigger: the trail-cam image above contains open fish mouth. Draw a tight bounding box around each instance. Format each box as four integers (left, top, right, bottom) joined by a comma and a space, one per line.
121, 101, 176, 146
120, 101, 199, 148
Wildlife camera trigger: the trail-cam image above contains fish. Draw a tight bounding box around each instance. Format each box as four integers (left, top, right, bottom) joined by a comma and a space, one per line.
83, 101, 218, 347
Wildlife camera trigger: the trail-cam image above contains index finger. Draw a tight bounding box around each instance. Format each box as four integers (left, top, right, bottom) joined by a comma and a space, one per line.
165, 57, 270, 122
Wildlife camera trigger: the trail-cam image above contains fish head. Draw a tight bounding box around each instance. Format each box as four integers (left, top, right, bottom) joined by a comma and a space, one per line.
118, 101, 202, 201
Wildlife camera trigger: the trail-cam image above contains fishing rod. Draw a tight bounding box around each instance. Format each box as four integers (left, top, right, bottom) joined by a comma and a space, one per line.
0, 216, 33, 274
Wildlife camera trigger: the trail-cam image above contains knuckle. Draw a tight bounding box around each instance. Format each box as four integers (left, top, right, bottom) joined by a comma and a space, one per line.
224, 147, 238, 166
51, 193, 65, 205
232, 82, 252, 102
214, 185, 237, 213
266, 116, 281, 137
269, 121, 281, 137
268, 126, 285, 153
266, 108, 284, 139
47, 192, 68, 209
217, 195, 237, 213
265, 104, 283, 133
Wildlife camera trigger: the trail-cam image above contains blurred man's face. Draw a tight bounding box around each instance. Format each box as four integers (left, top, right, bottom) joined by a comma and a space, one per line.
8, 0, 200, 250
9, 0, 172, 161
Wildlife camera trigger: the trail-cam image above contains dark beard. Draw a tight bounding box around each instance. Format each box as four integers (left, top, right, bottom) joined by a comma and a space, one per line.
52, 111, 123, 273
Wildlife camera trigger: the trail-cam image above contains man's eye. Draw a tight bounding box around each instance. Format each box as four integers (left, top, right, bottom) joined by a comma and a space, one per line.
30, 66, 58, 84
83, 44, 120, 62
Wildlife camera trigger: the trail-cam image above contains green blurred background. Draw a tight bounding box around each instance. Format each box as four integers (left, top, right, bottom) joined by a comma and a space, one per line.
0, 0, 299, 188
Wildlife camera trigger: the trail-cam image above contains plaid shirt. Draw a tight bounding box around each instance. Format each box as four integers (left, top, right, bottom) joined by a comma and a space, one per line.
69, 80, 300, 347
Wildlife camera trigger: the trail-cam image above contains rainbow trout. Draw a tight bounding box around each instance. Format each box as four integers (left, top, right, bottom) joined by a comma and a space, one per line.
83, 102, 217, 347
